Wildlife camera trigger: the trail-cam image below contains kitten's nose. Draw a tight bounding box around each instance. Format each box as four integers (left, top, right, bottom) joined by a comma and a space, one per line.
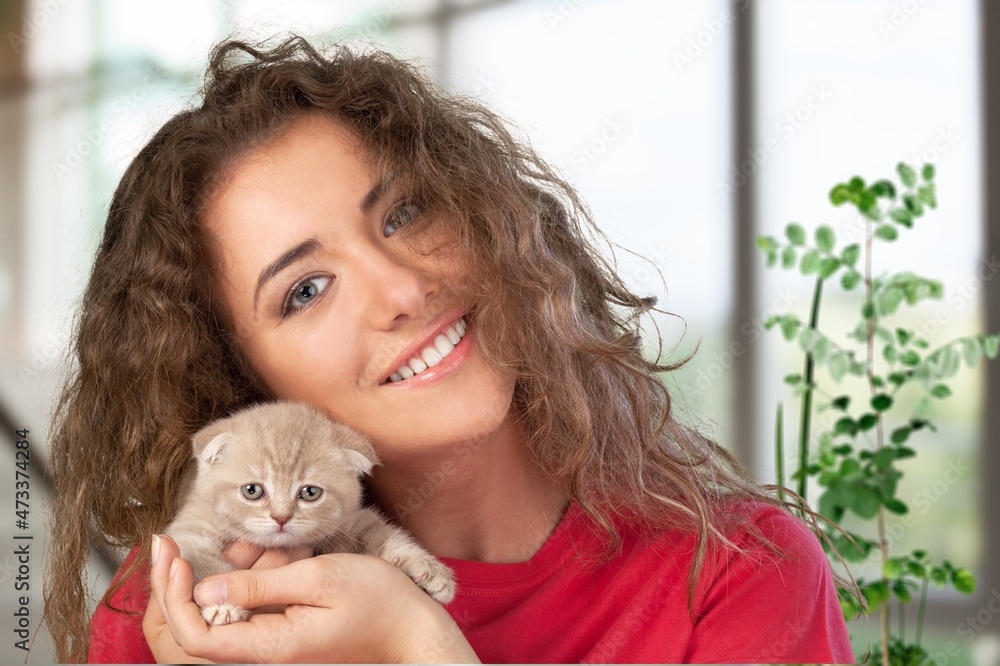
272, 514, 291, 527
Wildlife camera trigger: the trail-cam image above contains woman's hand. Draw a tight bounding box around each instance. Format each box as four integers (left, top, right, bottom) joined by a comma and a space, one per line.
144, 534, 479, 663
143, 535, 312, 663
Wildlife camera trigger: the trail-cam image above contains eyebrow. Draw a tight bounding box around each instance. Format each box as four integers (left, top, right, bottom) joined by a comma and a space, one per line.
253, 238, 322, 313
251, 179, 390, 313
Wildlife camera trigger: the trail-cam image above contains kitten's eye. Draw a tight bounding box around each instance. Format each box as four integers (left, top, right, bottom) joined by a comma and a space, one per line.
241, 484, 265, 500
383, 202, 421, 237
298, 485, 323, 501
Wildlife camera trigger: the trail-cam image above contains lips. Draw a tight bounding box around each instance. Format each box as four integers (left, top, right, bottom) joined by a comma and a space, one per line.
378, 311, 472, 386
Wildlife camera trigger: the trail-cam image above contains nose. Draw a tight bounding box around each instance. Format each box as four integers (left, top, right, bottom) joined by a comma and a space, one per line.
271, 514, 291, 527
357, 241, 441, 330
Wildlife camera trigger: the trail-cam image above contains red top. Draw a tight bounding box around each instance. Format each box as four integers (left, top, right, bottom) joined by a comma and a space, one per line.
88, 501, 855, 663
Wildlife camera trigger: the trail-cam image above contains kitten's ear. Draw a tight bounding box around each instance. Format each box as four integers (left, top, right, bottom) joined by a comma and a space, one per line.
191, 421, 233, 466
331, 425, 380, 477
342, 448, 377, 477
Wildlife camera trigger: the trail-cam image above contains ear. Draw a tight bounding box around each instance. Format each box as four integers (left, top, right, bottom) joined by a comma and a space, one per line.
342, 448, 377, 477
191, 421, 234, 466
329, 423, 380, 477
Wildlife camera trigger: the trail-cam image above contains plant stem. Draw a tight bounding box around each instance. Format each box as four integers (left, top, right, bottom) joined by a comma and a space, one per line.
863, 215, 891, 666
899, 596, 904, 643
797, 277, 824, 504
776, 402, 785, 504
916, 576, 928, 648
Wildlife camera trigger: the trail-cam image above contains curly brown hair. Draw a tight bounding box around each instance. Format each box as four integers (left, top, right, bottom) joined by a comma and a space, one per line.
44, 34, 856, 662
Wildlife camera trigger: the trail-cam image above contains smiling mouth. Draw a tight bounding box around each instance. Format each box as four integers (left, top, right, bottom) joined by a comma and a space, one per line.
382, 316, 469, 385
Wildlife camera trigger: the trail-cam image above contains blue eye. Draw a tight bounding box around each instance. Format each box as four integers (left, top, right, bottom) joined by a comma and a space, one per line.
384, 203, 421, 236
283, 275, 332, 317
241, 483, 265, 500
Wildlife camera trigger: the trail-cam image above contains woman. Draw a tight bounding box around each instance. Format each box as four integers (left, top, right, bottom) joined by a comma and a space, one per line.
45, 35, 858, 663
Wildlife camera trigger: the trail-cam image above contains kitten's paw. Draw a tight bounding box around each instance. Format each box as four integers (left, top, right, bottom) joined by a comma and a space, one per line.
200, 603, 249, 625
392, 552, 457, 605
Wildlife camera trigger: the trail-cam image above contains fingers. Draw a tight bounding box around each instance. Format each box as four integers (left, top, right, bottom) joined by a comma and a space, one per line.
194, 554, 359, 610
223, 541, 314, 570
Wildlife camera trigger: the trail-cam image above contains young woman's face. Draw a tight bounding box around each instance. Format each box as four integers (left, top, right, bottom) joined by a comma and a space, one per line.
202, 112, 516, 464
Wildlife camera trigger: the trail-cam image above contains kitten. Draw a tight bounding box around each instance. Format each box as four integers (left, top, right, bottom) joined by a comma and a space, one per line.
163, 400, 456, 626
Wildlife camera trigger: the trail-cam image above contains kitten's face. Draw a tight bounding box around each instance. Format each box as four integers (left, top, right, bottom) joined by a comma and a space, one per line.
190, 402, 377, 549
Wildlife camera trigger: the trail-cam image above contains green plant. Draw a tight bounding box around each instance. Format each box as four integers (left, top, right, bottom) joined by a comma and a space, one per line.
756, 163, 998, 666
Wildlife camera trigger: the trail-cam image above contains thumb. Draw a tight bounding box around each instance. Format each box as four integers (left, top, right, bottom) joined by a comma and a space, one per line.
194, 555, 350, 610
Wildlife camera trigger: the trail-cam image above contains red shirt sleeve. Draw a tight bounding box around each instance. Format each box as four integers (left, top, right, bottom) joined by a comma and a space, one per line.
87, 546, 155, 664
683, 506, 856, 664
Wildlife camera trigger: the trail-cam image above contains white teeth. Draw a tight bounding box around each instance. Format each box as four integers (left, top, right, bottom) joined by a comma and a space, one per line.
386, 317, 468, 383
434, 334, 455, 357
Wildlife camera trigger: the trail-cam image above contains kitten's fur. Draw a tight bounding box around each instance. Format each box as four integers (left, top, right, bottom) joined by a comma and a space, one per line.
164, 401, 456, 625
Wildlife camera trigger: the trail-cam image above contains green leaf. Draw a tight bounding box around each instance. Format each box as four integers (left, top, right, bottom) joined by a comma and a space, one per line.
874, 447, 895, 470
889, 207, 913, 227
840, 458, 861, 475
800, 250, 821, 275
964, 338, 983, 366
829, 354, 849, 382
888, 371, 908, 387
930, 383, 952, 398
918, 183, 937, 208
832, 396, 851, 411
812, 336, 831, 363
781, 246, 796, 269
875, 224, 898, 241
922, 163, 935, 181
848, 176, 865, 192
780, 317, 799, 342
895, 328, 913, 346
798, 328, 818, 353
818, 257, 841, 280
904, 193, 924, 216
858, 190, 877, 214
830, 184, 852, 206
858, 413, 878, 431
815, 225, 835, 252
834, 416, 857, 436
952, 568, 976, 594
871, 394, 893, 411
784, 373, 802, 385
883, 559, 904, 579
893, 580, 913, 603
841, 270, 862, 291
840, 244, 860, 266
890, 426, 911, 445
853, 486, 881, 519
785, 222, 807, 245
756, 235, 777, 252
861, 301, 876, 320
884, 498, 908, 514
913, 549, 928, 559
898, 162, 917, 187
930, 567, 949, 587
985, 334, 1000, 359
765, 249, 777, 268
895, 446, 916, 460
900, 350, 921, 366
871, 179, 897, 198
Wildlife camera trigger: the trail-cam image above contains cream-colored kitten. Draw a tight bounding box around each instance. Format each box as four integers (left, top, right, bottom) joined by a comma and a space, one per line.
164, 401, 455, 625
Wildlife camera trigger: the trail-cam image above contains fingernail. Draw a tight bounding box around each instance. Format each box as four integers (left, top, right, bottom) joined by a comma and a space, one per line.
168, 558, 179, 579
194, 579, 227, 606
151, 534, 161, 565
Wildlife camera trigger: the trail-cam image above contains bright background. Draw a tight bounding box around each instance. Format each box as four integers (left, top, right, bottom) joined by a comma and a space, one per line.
0, 1, 995, 663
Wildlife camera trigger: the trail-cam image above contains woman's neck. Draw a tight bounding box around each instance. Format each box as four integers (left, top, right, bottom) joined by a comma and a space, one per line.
367, 409, 569, 563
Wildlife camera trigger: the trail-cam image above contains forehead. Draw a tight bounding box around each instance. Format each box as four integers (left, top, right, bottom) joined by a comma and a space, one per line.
200, 113, 376, 287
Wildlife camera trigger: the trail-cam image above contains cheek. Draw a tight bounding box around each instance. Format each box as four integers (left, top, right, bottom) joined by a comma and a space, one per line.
242, 326, 361, 400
